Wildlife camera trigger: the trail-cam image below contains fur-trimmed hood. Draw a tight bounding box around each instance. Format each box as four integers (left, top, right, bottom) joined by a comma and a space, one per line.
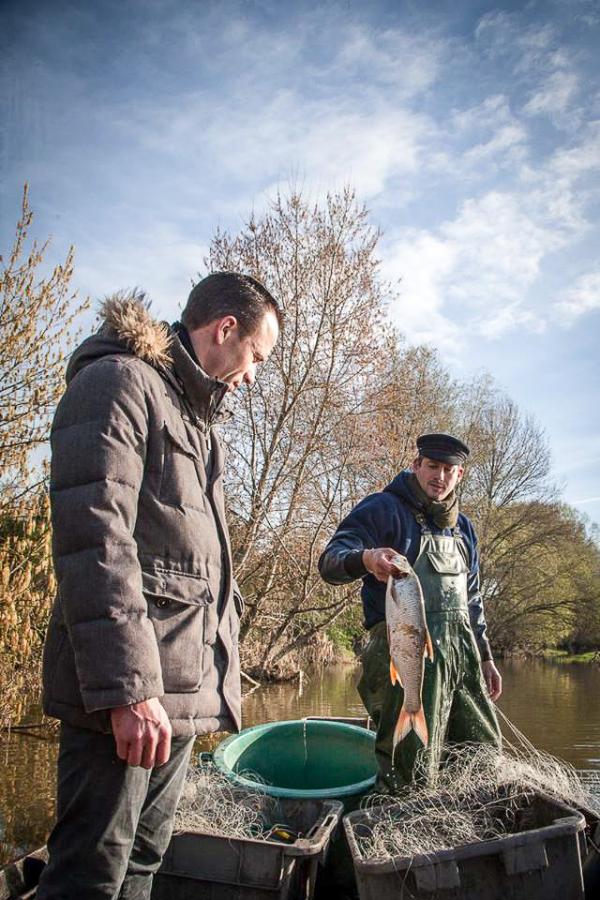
65, 291, 231, 424
66, 291, 173, 384
100, 292, 172, 367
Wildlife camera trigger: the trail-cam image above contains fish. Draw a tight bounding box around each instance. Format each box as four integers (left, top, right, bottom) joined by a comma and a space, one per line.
385, 555, 434, 752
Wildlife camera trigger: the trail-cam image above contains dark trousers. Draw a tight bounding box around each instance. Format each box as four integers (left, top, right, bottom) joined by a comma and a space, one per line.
36, 723, 195, 900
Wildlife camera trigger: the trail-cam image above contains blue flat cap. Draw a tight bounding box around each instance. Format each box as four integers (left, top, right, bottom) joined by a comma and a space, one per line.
416, 432, 470, 465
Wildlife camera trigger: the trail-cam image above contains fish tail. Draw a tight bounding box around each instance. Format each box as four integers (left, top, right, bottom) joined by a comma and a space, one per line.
412, 705, 429, 748
393, 704, 413, 749
392, 704, 429, 751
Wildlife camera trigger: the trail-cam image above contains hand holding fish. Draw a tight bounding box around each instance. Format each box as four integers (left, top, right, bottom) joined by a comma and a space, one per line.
363, 547, 407, 582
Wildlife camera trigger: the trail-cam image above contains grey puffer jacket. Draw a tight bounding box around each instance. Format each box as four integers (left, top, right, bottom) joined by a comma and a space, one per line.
42, 296, 242, 736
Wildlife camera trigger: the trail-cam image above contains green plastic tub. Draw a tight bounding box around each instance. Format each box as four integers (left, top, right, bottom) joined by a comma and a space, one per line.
213, 718, 377, 803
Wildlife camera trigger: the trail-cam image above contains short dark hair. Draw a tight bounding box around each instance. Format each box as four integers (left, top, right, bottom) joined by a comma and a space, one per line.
182, 272, 282, 337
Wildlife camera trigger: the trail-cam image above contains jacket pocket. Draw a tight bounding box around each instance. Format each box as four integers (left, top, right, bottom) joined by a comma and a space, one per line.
159, 418, 205, 511
143, 568, 212, 693
426, 551, 469, 575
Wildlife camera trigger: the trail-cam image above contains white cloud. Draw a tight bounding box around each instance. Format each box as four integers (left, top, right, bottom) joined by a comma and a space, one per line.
286, 106, 430, 198
107, 74, 435, 206
383, 230, 462, 350
524, 69, 579, 116
554, 271, 600, 323
452, 94, 510, 132
444, 191, 557, 296
517, 23, 556, 53
475, 12, 556, 65
333, 25, 443, 97
549, 121, 600, 178
476, 303, 546, 339
462, 123, 528, 167
382, 126, 598, 353
446, 95, 530, 177
474, 9, 583, 129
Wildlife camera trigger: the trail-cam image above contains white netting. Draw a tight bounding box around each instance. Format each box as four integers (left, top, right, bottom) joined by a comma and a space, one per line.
174, 761, 279, 840
356, 707, 600, 861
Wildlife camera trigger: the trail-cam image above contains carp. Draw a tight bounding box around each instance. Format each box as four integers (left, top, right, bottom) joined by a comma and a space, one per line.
385, 555, 434, 752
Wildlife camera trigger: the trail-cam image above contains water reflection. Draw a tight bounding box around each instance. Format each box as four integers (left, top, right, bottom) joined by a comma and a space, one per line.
0, 731, 57, 867
498, 658, 600, 770
1, 658, 600, 866
241, 664, 366, 726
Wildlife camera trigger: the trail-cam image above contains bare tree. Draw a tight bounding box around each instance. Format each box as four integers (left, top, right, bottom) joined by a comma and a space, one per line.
479, 502, 600, 652
0, 188, 88, 723
0, 185, 88, 511
364, 341, 458, 489
458, 384, 555, 518
207, 188, 395, 674
206, 189, 599, 670
453, 380, 583, 652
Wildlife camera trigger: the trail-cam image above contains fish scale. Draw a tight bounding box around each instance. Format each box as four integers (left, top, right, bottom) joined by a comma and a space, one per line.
385, 555, 434, 752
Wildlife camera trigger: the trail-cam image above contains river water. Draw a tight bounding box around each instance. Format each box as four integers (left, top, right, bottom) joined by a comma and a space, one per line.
1, 658, 599, 866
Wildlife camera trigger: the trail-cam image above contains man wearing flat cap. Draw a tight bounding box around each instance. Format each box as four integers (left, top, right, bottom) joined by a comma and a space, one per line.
319, 432, 502, 792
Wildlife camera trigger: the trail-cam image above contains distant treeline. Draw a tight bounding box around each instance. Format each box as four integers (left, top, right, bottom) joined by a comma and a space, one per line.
1, 187, 599, 723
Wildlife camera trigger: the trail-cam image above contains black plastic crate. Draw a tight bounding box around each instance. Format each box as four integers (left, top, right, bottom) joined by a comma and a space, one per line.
152, 797, 342, 900
344, 790, 586, 900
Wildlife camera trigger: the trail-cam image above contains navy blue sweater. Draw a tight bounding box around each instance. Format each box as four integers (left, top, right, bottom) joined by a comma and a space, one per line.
318, 470, 492, 661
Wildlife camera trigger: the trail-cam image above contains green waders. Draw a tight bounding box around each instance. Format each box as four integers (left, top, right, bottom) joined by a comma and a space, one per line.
357, 520, 501, 794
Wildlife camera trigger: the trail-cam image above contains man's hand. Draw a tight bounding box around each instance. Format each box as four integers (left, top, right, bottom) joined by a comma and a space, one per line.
110, 698, 172, 769
363, 548, 405, 583
481, 660, 502, 702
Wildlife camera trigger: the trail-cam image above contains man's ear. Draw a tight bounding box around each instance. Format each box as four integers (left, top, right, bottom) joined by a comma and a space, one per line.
214, 315, 238, 345
456, 465, 465, 483
411, 455, 421, 473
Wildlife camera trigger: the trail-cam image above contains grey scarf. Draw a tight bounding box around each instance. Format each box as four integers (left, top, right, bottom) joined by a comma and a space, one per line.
406, 473, 459, 529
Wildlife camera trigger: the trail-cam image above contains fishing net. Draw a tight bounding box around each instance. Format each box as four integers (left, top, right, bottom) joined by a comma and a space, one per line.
357, 706, 600, 862
174, 760, 279, 840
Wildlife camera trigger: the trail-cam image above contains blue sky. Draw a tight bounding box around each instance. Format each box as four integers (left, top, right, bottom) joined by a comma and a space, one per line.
1, 0, 599, 524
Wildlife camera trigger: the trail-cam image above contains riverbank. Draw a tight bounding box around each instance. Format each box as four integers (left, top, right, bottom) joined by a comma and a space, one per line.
542, 649, 600, 664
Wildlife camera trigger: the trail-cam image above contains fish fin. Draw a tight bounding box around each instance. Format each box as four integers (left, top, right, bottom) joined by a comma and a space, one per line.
390, 659, 403, 687
424, 628, 435, 661
393, 705, 412, 750
412, 706, 429, 748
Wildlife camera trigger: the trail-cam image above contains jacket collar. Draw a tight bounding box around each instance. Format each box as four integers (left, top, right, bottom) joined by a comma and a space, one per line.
167, 328, 232, 426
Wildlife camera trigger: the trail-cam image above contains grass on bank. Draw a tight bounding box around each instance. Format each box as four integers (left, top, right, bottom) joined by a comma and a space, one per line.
542, 649, 600, 665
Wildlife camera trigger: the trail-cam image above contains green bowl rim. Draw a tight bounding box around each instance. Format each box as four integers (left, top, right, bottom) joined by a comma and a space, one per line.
212, 718, 377, 799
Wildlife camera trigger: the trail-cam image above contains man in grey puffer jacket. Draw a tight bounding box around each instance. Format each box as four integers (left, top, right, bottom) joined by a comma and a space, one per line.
37, 272, 281, 900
